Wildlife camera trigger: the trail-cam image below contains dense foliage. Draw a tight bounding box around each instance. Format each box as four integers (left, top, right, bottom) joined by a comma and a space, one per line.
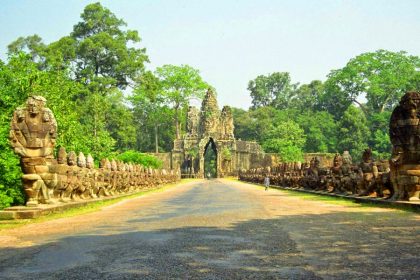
114, 150, 163, 169
234, 50, 420, 162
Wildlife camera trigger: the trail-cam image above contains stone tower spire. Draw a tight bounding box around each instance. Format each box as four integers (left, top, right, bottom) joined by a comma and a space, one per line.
200, 88, 220, 136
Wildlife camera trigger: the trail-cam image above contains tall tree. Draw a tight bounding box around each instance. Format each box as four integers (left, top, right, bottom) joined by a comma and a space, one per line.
155, 64, 209, 139
70, 2, 148, 90
7, 34, 46, 64
248, 72, 297, 109
324, 50, 420, 118
337, 106, 370, 160
262, 120, 306, 162
131, 71, 175, 152
296, 111, 338, 153
292, 80, 324, 111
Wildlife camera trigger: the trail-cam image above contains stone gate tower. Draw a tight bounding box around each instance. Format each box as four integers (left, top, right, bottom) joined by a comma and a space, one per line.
172, 89, 273, 178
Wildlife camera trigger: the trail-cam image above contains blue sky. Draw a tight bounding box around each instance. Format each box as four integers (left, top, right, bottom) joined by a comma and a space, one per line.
1, 0, 419, 109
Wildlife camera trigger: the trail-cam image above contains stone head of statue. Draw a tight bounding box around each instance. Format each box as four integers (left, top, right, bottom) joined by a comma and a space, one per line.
57, 147, 67, 164
99, 158, 107, 169
67, 151, 77, 166
77, 152, 86, 168
26, 95, 46, 116
333, 153, 342, 167
111, 159, 117, 171
362, 148, 373, 163
342, 151, 352, 165
86, 154, 94, 169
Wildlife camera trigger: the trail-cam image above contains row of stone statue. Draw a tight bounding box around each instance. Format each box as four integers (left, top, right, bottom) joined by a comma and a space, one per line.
9, 96, 179, 206
239, 148, 417, 201
41, 147, 179, 206
26, 147, 179, 206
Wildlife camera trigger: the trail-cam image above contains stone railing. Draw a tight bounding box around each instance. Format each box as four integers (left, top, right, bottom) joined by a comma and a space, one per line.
9, 96, 179, 207
239, 151, 397, 199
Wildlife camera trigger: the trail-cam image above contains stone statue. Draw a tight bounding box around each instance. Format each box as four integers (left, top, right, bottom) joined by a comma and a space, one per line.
357, 148, 379, 196
186, 106, 199, 137
86, 154, 98, 198
330, 153, 344, 193
9, 96, 57, 206
66, 151, 79, 200
389, 91, 420, 200
55, 147, 72, 202
221, 106, 234, 139
10, 96, 57, 158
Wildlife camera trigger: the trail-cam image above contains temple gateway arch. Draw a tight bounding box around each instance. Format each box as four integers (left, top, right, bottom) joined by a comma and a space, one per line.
171, 89, 275, 178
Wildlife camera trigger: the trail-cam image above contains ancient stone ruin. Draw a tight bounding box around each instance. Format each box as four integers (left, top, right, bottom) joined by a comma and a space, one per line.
239, 91, 420, 202
239, 148, 395, 199
172, 89, 274, 178
10, 96, 179, 207
389, 91, 420, 200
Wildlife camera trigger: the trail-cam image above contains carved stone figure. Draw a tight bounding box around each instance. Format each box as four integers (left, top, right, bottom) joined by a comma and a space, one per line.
9, 96, 57, 206
66, 151, 79, 200
86, 154, 98, 198
356, 148, 379, 196
55, 147, 72, 202
186, 106, 200, 137
330, 153, 343, 193
389, 91, 420, 200
221, 106, 234, 139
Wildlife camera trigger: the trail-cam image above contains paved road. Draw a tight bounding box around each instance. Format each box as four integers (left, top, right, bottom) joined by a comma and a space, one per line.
0, 179, 419, 279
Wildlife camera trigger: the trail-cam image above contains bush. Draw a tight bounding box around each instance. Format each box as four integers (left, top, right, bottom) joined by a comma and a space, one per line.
115, 150, 163, 169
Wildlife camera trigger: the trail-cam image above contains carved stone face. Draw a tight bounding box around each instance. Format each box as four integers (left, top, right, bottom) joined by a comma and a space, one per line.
68, 151, 77, 166
26, 96, 45, 116
86, 154, 94, 169
57, 147, 67, 164
77, 152, 86, 168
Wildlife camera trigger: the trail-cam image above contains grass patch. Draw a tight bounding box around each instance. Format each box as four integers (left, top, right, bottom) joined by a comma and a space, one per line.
0, 179, 192, 231
277, 189, 358, 206
235, 179, 420, 213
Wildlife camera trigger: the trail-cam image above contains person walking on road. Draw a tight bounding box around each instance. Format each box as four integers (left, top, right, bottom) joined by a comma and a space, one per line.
264, 174, 270, 191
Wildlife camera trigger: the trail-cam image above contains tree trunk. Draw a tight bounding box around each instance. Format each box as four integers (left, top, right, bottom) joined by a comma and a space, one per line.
155, 124, 159, 153
352, 99, 369, 116
174, 103, 180, 139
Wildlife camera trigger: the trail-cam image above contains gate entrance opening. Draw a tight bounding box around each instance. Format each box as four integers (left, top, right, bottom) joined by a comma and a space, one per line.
204, 138, 217, 178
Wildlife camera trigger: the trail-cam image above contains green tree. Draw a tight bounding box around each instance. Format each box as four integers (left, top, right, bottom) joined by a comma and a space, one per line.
337, 106, 370, 160
70, 2, 148, 89
248, 72, 297, 109
155, 64, 209, 139
131, 71, 175, 152
7, 34, 46, 64
262, 120, 306, 162
296, 111, 338, 153
367, 111, 392, 159
292, 80, 324, 111
324, 50, 420, 118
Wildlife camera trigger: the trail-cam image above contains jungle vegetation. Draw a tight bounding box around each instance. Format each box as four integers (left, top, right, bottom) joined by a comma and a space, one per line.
0, 3, 419, 208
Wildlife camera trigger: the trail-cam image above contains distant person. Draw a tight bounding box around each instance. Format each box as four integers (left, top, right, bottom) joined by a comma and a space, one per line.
264, 174, 270, 191
207, 172, 211, 179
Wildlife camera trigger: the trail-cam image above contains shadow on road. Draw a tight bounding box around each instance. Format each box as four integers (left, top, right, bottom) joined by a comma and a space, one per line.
0, 209, 418, 279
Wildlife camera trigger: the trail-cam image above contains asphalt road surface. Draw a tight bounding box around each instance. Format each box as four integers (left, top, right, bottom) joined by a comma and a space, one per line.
0, 179, 419, 279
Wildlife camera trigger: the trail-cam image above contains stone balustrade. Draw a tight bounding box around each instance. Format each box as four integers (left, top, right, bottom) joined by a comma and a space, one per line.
9, 96, 179, 207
